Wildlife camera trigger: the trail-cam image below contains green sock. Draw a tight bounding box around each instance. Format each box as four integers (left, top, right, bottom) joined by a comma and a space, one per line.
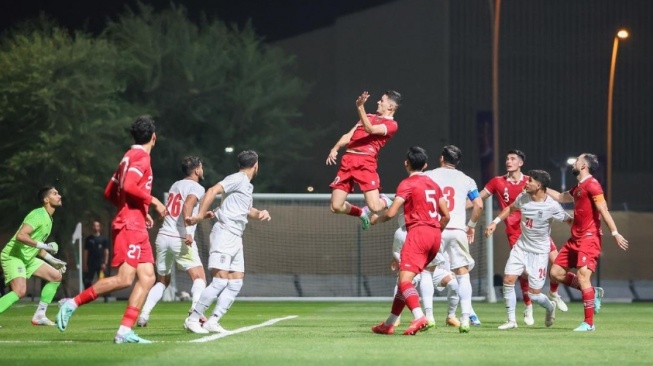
0, 291, 20, 314
40, 282, 60, 304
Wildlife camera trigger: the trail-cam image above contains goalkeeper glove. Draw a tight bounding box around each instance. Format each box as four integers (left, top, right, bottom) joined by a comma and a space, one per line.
36, 241, 59, 254
43, 253, 66, 270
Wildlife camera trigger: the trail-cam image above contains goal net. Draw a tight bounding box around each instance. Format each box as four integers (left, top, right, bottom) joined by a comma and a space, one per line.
170, 194, 494, 300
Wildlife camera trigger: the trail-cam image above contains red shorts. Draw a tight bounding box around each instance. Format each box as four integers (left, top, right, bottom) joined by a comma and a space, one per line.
111, 227, 154, 268
554, 235, 602, 272
399, 226, 441, 274
329, 153, 380, 193
508, 233, 557, 253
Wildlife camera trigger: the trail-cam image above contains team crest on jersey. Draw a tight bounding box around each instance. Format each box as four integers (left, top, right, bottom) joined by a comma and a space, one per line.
18, 267, 24, 273
576, 190, 582, 197
537, 211, 543, 218
220, 254, 227, 264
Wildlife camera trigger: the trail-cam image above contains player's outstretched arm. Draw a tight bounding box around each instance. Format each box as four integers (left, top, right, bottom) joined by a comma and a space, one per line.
151, 196, 167, 219
546, 187, 574, 203
187, 183, 223, 225
248, 207, 271, 221
485, 204, 517, 237
595, 200, 629, 250
326, 126, 356, 165
372, 197, 405, 225
356, 91, 387, 135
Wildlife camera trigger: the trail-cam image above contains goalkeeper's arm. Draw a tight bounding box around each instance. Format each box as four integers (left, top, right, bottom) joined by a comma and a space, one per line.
15, 223, 58, 254
39, 249, 67, 272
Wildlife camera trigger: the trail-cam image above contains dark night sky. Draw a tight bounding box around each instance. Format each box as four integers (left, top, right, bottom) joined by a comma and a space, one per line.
0, 0, 395, 41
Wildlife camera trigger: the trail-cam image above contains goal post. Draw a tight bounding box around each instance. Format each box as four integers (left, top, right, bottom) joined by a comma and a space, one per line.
173, 193, 495, 301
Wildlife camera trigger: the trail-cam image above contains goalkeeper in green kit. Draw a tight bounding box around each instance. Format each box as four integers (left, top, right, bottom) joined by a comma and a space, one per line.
0, 185, 67, 326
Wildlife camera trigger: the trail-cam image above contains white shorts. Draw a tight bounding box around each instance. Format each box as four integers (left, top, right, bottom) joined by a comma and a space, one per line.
207, 224, 244, 273
392, 227, 407, 260
432, 267, 455, 290
504, 246, 549, 290
154, 234, 203, 276
441, 229, 475, 271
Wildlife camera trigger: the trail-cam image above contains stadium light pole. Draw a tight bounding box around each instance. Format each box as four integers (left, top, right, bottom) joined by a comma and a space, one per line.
606, 29, 628, 208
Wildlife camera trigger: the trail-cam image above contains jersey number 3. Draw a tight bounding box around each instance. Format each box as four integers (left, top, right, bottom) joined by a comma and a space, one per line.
442, 186, 455, 211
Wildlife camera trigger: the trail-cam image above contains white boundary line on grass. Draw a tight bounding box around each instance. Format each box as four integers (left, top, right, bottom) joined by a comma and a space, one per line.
186, 315, 298, 343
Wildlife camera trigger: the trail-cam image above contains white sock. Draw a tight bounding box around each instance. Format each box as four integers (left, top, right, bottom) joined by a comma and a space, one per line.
446, 279, 460, 317
411, 307, 425, 320
529, 292, 554, 311
190, 277, 228, 321
384, 314, 400, 326
34, 301, 48, 318
211, 279, 243, 322
190, 278, 207, 311
141, 282, 166, 317
418, 270, 434, 322
117, 325, 131, 336
456, 273, 472, 321
503, 284, 516, 322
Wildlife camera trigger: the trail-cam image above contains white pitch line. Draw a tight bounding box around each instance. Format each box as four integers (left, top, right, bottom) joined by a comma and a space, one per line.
187, 315, 298, 343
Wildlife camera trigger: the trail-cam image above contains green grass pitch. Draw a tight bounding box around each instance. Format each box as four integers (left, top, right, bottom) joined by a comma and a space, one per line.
1, 301, 652, 365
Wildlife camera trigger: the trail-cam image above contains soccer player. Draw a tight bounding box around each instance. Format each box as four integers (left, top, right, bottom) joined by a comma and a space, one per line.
546, 153, 628, 331
326, 90, 401, 229
480, 149, 567, 326
137, 156, 213, 327
56, 116, 167, 343
424, 145, 483, 333
183, 150, 271, 334
391, 235, 462, 329
369, 146, 450, 336
485, 170, 573, 330
0, 186, 67, 326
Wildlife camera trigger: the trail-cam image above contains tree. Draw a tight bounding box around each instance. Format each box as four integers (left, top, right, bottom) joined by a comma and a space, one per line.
0, 20, 133, 235
104, 4, 320, 193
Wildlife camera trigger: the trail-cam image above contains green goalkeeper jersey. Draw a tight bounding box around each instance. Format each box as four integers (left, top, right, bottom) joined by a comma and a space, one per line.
2, 207, 53, 261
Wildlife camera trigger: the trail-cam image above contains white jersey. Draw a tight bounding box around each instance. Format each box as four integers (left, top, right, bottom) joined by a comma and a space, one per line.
158, 179, 205, 238
215, 171, 253, 236
513, 192, 570, 254
424, 167, 479, 230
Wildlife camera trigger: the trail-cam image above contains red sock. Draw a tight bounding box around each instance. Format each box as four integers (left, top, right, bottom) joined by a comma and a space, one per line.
120, 306, 140, 328
390, 292, 406, 316
519, 277, 532, 306
348, 205, 362, 217
399, 281, 421, 311
74, 287, 98, 306
549, 280, 559, 293
581, 287, 595, 325
562, 272, 581, 290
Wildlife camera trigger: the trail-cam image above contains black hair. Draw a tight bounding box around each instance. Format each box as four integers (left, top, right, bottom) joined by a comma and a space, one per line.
385, 90, 402, 108
527, 170, 551, 190
37, 185, 55, 205
441, 145, 462, 166
238, 150, 258, 169
181, 156, 203, 177
507, 149, 526, 162
406, 146, 428, 171
130, 115, 156, 144
582, 153, 599, 174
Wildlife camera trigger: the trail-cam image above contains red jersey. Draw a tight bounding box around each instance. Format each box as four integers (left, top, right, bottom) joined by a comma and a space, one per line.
395, 173, 443, 230
484, 174, 529, 236
346, 114, 398, 159
104, 145, 153, 233
569, 175, 604, 239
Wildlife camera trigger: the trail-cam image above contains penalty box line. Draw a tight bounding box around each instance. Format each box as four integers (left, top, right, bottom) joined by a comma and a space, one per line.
187, 315, 298, 343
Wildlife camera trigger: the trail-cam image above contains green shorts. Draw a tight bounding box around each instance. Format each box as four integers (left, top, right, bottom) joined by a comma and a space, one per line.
1, 252, 45, 284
